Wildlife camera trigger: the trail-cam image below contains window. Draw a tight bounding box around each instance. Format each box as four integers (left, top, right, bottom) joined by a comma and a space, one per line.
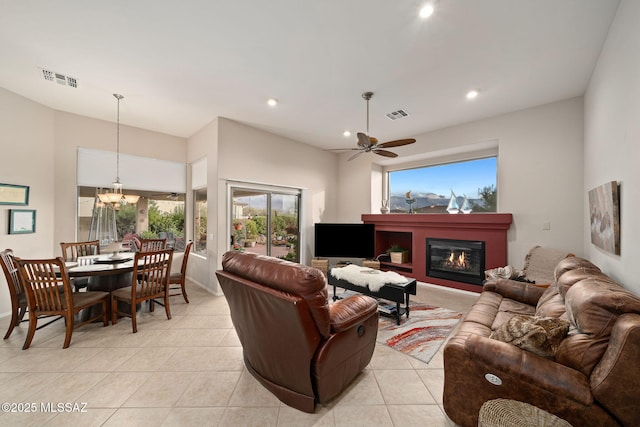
194, 188, 207, 255
230, 185, 300, 262
77, 187, 185, 249
387, 157, 497, 213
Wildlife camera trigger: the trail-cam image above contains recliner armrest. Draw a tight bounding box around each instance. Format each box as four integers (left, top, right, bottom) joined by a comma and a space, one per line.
329, 295, 377, 333
483, 278, 547, 305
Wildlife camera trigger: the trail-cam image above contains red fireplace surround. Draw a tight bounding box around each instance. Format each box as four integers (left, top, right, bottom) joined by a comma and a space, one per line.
362, 213, 513, 292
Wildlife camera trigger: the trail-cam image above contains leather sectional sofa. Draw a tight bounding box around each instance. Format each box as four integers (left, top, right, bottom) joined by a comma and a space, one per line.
443, 256, 640, 426
216, 251, 379, 413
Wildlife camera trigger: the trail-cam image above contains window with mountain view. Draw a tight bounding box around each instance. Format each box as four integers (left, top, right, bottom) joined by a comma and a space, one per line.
387, 157, 497, 213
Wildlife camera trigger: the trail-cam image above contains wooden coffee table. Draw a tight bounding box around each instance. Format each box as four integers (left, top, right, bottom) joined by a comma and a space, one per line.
328, 271, 417, 325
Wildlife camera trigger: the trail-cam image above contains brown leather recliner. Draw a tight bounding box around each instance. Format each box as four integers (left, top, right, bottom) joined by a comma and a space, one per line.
216, 251, 379, 413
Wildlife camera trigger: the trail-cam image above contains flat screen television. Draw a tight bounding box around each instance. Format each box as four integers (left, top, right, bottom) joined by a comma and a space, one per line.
314, 223, 375, 259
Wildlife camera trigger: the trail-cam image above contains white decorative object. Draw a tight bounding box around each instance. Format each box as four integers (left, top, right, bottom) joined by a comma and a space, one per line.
380, 199, 390, 214
447, 190, 459, 214
460, 194, 472, 214
331, 264, 408, 292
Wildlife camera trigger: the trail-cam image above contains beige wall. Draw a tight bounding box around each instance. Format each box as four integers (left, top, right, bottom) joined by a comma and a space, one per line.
215, 118, 338, 289
186, 118, 219, 293
584, 0, 639, 294
53, 111, 187, 250
0, 88, 56, 316
184, 118, 339, 295
337, 97, 585, 267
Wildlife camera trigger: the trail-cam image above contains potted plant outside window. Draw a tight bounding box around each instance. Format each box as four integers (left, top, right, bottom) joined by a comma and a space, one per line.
387, 244, 409, 264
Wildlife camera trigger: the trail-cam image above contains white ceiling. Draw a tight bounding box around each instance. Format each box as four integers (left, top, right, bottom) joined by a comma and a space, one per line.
0, 0, 620, 151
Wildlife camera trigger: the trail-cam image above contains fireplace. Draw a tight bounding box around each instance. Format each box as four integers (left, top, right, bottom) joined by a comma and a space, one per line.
426, 238, 485, 285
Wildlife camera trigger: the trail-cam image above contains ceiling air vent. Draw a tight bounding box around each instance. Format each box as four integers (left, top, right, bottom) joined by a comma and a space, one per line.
385, 109, 409, 120
39, 68, 78, 88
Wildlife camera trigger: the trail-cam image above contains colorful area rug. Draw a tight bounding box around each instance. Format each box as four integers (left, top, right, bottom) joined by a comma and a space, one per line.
376, 303, 463, 364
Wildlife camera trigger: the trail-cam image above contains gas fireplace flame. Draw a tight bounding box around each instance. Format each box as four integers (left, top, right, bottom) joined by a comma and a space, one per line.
444, 250, 470, 271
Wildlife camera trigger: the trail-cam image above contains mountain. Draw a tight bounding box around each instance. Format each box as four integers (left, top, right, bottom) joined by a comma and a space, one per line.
389, 195, 486, 213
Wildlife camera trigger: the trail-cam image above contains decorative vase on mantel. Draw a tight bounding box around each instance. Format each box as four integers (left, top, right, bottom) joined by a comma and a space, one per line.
380, 199, 390, 214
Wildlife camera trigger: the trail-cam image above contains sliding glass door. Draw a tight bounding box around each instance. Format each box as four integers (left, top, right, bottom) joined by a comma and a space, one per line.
230, 185, 300, 262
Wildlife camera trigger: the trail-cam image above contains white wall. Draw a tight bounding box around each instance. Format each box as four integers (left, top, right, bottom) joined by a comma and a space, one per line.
0, 88, 56, 316
186, 118, 219, 293
186, 118, 339, 294
53, 111, 187, 251
337, 97, 585, 267
217, 118, 339, 261
584, 0, 639, 294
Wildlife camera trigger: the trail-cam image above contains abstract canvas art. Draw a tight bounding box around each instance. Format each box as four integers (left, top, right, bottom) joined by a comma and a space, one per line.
588, 181, 620, 255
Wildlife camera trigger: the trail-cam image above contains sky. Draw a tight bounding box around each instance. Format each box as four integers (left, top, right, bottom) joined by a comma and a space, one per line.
389, 157, 496, 199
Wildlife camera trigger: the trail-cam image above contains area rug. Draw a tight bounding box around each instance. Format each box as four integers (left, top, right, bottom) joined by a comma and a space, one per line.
376, 302, 463, 364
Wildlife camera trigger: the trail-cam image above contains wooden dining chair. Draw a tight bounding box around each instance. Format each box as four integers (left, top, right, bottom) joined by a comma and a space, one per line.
1, 249, 29, 339
60, 240, 101, 260
169, 241, 193, 303
111, 249, 173, 333
14, 257, 109, 350
60, 240, 100, 291
139, 238, 167, 252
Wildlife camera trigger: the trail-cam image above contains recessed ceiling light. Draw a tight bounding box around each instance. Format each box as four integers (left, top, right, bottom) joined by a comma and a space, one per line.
267, 98, 278, 107
419, 3, 435, 19
466, 90, 479, 100
343, 130, 351, 137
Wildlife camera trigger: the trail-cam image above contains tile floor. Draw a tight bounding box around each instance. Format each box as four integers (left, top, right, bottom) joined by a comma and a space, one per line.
0, 280, 478, 426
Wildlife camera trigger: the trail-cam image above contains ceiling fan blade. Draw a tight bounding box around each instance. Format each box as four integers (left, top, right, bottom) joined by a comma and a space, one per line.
348, 151, 365, 161
373, 149, 398, 158
326, 148, 361, 151
377, 138, 416, 148
356, 132, 371, 148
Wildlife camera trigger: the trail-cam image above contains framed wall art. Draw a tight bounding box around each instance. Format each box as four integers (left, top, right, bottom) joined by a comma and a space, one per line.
0, 183, 29, 205
588, 181, 620, 255
8, 209, 36, 234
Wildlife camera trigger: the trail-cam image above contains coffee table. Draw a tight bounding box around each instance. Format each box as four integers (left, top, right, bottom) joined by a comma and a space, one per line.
328, 270, 417, 325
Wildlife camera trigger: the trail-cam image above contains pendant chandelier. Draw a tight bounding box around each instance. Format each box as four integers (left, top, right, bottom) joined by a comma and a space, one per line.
98, 93, 139, 207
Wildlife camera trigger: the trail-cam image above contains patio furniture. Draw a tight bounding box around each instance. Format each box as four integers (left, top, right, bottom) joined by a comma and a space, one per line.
139, 238, 167, 252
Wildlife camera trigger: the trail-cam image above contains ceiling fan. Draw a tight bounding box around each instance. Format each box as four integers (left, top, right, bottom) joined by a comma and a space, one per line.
333, 91, 416, 161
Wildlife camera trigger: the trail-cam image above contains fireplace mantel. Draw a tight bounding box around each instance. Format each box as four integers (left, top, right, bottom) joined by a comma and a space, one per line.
362, 213, 513, 292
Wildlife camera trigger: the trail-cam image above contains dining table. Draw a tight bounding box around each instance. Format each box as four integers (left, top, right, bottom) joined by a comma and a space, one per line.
66, 252, 138, 321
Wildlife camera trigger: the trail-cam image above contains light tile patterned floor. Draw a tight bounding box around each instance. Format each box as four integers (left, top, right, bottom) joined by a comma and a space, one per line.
0, 281, 477, 426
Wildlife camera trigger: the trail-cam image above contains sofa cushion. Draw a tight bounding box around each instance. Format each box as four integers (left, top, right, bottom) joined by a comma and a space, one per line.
536, 257, 603, 318
490, 314, 570, 358
555, 277, 640, 376
536, 286, 566, 318
553, 256, 600, 284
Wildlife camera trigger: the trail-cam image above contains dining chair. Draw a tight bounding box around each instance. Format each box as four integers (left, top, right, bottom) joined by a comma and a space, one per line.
168, 241, 193, 303
139, 238, 167, 252
60, 240, 100, 291
111, 248, 173, 333
14, 257, 109, 350
1, 249, 29, 339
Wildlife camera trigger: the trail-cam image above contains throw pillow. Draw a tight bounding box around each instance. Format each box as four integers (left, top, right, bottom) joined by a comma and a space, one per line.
490, 315, 570, 358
